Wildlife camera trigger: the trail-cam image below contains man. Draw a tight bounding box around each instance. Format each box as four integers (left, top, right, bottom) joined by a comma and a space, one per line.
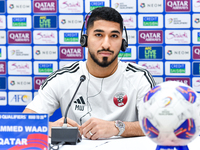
23, 7, 155, 140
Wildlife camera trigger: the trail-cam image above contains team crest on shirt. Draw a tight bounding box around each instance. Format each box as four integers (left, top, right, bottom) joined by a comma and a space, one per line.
113, 92, 128, 107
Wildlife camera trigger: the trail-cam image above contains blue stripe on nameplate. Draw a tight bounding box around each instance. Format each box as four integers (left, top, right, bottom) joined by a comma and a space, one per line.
0, 113, 48, 150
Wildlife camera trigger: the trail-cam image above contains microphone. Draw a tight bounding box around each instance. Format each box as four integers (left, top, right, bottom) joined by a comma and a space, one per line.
51, 75, 86, 145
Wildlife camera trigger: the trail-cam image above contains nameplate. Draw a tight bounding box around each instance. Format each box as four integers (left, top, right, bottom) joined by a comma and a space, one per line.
0, 113, 48, 150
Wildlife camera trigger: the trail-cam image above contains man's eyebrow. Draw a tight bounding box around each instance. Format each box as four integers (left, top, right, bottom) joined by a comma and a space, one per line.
93, 29, 120, 34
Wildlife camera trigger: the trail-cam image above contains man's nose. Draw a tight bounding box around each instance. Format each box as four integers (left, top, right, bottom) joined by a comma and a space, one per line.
101, 36, 111, 50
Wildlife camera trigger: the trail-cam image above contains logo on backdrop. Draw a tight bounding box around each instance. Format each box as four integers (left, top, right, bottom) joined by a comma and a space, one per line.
0, 31, 6, 44
33, 16, 57, 29
8, 77, 32, 90
0, 16, 5, 28
138, 0, 163, 12
8, 31, 31, 44
60, 46, 83, 60
0, 77, 6, 90
113, 2, 135, 12
34, 77, 47, 90
34, 31, 57, 44
138, 61, 163, 75
33, 0, 57, 13
113, 92, 128, 107
165, 77, 190, 86
122, 15, 136, 28
0, 61, 6, 74
8, 61, 32, 75
59, 0, 83, 13
193, 62, 200, 75
166, 0, 190, 12
193, 46, 200, 59
139, 30, 163, 44
165, 46, 190, 60
7, 1, 31, 14
9, 92, 32, 105
170, 64, 185, 73
38, 64, 53, 73
165, 14, 190, 28
0, 1, 5, 13
139, 47, 163, 59
90, 1, 105, 11
165, 30, 190, 44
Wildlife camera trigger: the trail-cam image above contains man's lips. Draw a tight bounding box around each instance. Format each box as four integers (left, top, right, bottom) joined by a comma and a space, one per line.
98, 51, 112, 56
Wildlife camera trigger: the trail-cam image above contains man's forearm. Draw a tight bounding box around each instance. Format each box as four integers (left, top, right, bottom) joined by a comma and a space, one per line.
121, 121, 145, 137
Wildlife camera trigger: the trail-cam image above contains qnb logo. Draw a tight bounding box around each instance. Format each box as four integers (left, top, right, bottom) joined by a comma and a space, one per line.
35, 50, 40, 55
194, 18, 200, 24
140, 3, 145, 8
167, 50, 172, 55
61, 19, 66, 24
9, 4, 14, 9
74, 96, 85, 111
10, 95, 30, 103
10, 81, 15, 86
61, 1, 81, 9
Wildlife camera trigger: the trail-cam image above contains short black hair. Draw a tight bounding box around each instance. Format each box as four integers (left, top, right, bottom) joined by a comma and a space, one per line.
86, 7, 123, 32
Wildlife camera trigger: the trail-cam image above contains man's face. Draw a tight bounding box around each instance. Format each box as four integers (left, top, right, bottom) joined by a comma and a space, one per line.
87, 20, 122, 67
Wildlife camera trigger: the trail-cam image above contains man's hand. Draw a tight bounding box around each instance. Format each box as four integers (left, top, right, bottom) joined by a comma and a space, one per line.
80, 118, 119, 140
49, 117, 80, 137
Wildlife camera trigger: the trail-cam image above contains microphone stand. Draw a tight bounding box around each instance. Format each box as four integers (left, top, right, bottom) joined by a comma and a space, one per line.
51, 75, 86, 145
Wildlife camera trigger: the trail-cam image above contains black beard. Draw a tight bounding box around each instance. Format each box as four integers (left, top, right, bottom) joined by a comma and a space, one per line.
88, 49, 119, 68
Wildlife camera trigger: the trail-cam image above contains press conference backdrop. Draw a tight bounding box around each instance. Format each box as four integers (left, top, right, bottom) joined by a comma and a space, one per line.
0, 0, 200, 121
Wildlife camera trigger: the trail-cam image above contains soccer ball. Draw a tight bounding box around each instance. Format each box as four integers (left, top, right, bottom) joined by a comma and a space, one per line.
139, 81, 200, 146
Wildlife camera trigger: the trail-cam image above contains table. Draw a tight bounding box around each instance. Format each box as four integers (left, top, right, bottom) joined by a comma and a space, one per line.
53, 136, 200, 150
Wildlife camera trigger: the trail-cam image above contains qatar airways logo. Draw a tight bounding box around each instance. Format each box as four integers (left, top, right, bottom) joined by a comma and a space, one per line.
166, 0, 190, 12
139, 31, 163, 44
34, 31, 57, 44
61, 1, 81, 9
0, 18, 3, 23
139, 61, 163, 75
193, 46, 200, 59
165, 77, 190, 86
34, 0, 57, 13
34, 77, 46, 90
8, 31, 31, 44
166, 30, 190, 44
